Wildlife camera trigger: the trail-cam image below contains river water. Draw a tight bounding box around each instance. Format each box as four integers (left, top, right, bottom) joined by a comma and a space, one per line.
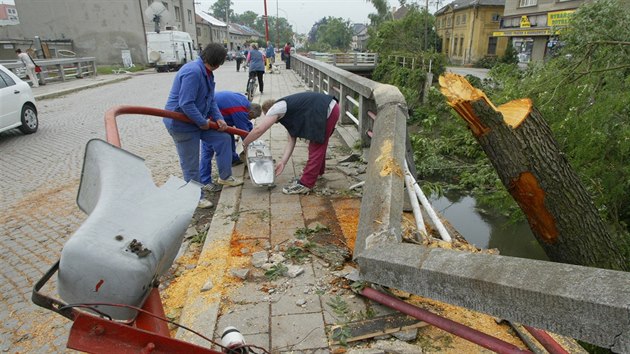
430, 192, 549, 261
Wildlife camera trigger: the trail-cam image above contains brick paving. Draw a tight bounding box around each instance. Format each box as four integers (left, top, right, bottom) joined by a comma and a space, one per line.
0, 64, 367, 353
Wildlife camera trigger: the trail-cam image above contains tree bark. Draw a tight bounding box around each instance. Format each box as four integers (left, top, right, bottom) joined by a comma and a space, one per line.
439, 73, 629, 271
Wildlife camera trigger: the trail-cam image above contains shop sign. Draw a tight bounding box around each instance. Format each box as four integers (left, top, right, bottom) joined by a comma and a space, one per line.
548, 10, 575, 27
493, 28, 552, 37
520, 15, 531, 28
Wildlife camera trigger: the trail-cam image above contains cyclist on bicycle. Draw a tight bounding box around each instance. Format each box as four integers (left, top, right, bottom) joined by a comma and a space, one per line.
246, 43, 266, 95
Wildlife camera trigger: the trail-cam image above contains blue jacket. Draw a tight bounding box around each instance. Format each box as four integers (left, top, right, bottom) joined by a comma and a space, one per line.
214, 91, 253, 132
248, 50, 265, 72
265, 45, 274, 58
163, 58, 224, 132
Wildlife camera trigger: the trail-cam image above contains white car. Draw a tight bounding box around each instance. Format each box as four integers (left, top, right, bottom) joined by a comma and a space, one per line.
0, 64, 38, 134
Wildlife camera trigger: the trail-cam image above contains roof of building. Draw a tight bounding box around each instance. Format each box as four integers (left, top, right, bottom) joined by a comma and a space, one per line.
392, 5, 411, 20
352, 23, 368, 34
436, 0, 505, 15
232, 23, 263, 37
196, 10, 227, 27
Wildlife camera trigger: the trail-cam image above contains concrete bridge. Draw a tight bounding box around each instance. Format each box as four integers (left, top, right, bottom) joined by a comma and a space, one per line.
289, 53, 630, 352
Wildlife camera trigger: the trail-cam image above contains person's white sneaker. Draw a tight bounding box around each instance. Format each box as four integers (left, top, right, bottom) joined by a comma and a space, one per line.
197, 199, 214, 209
217, 176, 244, 187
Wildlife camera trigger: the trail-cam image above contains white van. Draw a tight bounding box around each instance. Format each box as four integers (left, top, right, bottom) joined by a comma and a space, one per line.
147, 30, 198, 72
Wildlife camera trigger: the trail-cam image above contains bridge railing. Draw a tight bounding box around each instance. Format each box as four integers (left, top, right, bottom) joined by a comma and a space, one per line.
291, 53, 630, 352
1, 57, 97, 86
302, 51, 378, 67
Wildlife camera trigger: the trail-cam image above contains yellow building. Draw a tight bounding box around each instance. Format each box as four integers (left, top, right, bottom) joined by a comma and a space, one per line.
435, 0, 509, 65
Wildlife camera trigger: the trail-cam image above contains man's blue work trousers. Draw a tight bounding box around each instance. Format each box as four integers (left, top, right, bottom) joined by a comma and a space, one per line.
199, 135, 235, 185
167, 129, 232, 187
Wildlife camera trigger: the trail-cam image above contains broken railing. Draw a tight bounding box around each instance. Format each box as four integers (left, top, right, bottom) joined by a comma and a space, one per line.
291, 54, 630, 353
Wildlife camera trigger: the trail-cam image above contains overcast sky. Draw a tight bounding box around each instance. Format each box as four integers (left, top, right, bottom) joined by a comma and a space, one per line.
196, 0, 400, 35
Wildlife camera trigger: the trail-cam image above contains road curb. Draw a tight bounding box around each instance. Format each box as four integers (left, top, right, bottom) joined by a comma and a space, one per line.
35, 75, 132, 100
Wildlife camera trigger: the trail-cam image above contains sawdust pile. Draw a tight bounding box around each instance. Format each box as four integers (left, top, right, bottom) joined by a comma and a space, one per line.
332, 198, 362, 253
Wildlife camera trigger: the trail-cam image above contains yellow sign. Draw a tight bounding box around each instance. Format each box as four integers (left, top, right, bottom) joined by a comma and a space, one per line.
493, 29, 552, 37
520, 15, 531, 28
548, 10, 575, 27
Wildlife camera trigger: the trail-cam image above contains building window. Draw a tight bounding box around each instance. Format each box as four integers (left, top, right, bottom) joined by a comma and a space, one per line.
456, 15, 460, 25
447, 17, 452, 26
188, 9, 192, 23
196, 26, 201, 36
174, 6, 181, 22
459, 37, 464, 56
491, 13, 500, 22
462, 14, 466, 24
487, 37, 498, 55
519, 0, 537, 7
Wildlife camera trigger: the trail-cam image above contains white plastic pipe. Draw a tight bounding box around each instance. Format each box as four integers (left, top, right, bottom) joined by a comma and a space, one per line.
404, 161, 427, 238
405, 160, 452, 242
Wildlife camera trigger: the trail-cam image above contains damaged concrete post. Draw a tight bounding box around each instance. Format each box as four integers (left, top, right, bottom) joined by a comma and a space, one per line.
353, 84, 408, 259
357, 243, 630, 352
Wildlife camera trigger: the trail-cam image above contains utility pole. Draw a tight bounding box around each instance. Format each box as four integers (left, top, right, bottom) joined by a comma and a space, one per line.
424, 0, 429, 50
263, 0, 270, 42
276, 0, 280, 49
225, 1, 230, 49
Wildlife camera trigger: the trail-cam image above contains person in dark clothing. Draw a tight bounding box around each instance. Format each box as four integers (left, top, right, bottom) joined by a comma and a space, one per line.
283, 42, 292, 69
235, 46, 245, 72
242, 92, 340, 194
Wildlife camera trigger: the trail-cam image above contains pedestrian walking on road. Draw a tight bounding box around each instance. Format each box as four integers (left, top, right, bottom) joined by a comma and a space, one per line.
265, 41, 275, 70
246, 43, 266, 94
163, 43, 242, 209
200, 91, 261, 191
15, 49, 39, 88
242, 92, 340, 195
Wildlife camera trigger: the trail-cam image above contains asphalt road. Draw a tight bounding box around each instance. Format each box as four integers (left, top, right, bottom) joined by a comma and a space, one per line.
0, 69, 197, 352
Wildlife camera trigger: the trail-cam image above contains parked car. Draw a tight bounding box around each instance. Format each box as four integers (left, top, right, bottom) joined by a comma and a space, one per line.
0, 64, 38, 134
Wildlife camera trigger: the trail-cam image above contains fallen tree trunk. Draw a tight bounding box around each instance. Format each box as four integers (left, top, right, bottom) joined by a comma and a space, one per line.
439, 73, 628, 271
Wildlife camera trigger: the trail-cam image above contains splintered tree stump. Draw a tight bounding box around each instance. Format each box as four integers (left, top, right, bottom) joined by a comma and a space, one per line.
439, 73, 628, 270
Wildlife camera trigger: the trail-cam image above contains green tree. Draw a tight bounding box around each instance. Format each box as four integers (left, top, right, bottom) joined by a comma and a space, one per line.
367, 7, 438, 53
253, 16, 293, 47
236, 10, 258, 28
211, 0, 234, 22
316, 17, 353, 50
366, 0, 392, 26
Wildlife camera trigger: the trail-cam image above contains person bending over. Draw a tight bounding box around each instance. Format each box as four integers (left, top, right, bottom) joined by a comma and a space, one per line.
242, 92, 340, 195
200, 91, 262, 191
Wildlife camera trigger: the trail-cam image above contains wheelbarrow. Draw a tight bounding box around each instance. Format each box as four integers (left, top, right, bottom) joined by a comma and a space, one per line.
31, 106, 263, 353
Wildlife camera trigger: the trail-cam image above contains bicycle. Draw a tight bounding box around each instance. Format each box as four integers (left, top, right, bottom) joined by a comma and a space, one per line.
246, 72, 258, 101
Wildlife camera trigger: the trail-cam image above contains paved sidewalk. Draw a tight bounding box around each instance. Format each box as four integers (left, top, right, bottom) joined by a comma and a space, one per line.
168, 67, 376, 352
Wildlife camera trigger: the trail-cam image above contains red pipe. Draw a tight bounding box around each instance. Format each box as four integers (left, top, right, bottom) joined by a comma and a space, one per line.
104, 105, 249, 148
360, 287, 532, 354
524, 325, 570, 354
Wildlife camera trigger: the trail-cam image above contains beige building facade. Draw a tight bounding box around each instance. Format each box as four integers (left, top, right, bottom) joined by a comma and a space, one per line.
0, 0, 197, 65
494, 0, 592, 63
436, 0, 509, 65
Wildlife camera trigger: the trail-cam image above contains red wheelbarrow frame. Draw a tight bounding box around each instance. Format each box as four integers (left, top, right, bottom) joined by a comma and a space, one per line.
32, 106, 249, 354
